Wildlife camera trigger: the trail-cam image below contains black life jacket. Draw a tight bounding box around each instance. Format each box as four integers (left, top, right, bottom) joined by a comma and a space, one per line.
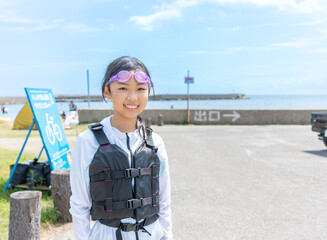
88, 123, 160, 239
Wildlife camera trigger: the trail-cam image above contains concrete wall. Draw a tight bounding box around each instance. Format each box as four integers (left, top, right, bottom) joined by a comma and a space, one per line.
78, 109, 327, 125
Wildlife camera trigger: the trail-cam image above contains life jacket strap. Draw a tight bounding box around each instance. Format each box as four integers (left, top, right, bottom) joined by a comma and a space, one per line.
90, 167, 158, 182
88, 123, 110, 146
115, 215, 159, 240
144, 127, 157, 151
106, 195, 159, 211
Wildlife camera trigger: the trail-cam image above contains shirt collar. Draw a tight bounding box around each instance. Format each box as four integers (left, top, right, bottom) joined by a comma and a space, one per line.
104, 115, 141, 142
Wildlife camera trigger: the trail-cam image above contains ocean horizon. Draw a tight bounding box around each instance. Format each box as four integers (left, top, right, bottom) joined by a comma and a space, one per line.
2, 94, 327, 122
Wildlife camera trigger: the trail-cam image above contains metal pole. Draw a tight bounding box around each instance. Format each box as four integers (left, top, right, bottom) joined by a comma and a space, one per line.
187, 70, 190, 124
37, 146, 44, 160
87, 69, 90, 109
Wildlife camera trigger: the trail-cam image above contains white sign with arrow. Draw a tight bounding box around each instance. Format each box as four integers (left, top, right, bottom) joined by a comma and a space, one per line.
223, 111, 240, 122
194, 110, 240, 122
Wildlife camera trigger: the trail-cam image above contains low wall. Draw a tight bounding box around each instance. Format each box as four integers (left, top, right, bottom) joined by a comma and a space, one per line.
78, 109, 327, 125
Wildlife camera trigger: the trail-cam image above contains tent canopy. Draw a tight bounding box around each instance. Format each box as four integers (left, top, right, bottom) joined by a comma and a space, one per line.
13, 102, 37, 130
13, 102, 65, 130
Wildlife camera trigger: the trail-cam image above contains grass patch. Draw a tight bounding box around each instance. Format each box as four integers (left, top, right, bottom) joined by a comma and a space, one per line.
41, 204, 60, 226
0, 148, 36, 178
0, 123, 90, 238
0, 148, 58, 238
0, 123, 89, 138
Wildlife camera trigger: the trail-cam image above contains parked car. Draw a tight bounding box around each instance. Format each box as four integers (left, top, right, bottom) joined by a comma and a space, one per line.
311, 112, 327, 147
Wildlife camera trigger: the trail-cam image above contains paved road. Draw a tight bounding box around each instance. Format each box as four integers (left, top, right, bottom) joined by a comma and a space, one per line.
40, 125, 327, 240
153, 125, 327, 240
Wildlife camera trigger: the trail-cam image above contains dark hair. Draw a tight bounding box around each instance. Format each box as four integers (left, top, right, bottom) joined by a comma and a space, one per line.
101, 56, 153, 99
102, 56, 153, 136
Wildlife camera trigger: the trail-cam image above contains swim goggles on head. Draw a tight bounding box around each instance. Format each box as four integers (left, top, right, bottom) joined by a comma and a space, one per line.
106, 70, 152, 87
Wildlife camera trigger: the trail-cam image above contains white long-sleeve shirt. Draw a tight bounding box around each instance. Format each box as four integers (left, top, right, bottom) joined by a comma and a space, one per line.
70, 116, 173, 240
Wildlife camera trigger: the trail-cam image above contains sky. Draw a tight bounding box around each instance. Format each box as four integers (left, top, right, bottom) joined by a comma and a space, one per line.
1, 0, 327, 97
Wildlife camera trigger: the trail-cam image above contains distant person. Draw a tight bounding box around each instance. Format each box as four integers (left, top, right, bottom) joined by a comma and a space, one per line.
69, 100, 77, 111
60, 111, 66, 120
70, 56, 173, 240
1, 104, 7, 114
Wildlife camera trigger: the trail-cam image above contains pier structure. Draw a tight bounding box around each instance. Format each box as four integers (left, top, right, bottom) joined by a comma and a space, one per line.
0, 94, 247, 104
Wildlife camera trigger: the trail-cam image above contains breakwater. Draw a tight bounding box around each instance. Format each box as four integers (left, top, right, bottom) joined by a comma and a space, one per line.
0, 94, 246, 104
78, 109, 327, 125
149, 94, 247, 100
55, 93, 247, 102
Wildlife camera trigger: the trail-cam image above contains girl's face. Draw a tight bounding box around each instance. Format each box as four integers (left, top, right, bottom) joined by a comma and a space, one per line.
104, 70, 149, 122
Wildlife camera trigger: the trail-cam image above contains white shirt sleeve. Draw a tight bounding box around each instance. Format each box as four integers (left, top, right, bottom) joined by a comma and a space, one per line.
70, 134, 95, 240
154, 134, 173, 240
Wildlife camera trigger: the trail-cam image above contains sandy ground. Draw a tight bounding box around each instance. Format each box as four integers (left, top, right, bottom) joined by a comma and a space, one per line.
40, 222, 76, 240
4, 125, 327, 240
0, 136, 77, 156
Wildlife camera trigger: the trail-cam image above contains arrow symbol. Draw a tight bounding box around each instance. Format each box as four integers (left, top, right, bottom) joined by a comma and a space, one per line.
223, 111, 240, 122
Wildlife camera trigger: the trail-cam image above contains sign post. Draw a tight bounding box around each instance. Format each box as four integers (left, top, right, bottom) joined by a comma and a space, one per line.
184, 71, 194, 124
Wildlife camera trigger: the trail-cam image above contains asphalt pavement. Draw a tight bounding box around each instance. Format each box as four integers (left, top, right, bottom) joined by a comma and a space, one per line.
152, 125, 327, 240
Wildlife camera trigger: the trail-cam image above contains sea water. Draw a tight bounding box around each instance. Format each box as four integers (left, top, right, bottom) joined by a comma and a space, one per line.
3, 95, 327, 121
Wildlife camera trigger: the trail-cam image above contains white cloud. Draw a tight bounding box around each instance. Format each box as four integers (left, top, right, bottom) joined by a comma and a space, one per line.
107, 24, 117, 30
96, 18, 110, 23
2, 21, 100, 33
305, 48, 327, 53
5, 23, 58, 32
129, 3, 184, 31
0, 11, 100, 33
212, 0, 327, 13
297, 18, 327, 26
189, 50, 231, 54
271, 38, 315, 48
231, 26, 241, 31
190, 46, 279, 55
61, 23, 100, 33
1, 16, 42, 24
230, 46, 274, 51
93, 0, 116, 2
190, 38, 317, 55
129, 0, 327, 30
0, 0, 9, 7
88, 48, 113, 53
53, 18, 64, 24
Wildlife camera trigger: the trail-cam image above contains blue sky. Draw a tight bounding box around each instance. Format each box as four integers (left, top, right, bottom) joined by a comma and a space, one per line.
1, 0, 327, 97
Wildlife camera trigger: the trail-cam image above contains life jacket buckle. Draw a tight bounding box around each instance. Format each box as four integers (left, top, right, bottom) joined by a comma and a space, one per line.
127, 198, 143, 209
125, 168, 141, 178
120, 222, 142, 232
88, 122, 103, 131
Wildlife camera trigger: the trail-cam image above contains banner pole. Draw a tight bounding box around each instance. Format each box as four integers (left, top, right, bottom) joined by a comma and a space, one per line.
37, 146, 45, 160
3, 119, 36, 192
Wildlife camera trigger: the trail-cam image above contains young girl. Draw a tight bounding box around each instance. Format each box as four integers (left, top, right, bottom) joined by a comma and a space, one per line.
70, 56, 173, 240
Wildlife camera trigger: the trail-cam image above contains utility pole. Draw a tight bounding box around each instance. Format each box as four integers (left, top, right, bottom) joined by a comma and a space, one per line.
87, 69, 90, 109
184, 70, 194, 124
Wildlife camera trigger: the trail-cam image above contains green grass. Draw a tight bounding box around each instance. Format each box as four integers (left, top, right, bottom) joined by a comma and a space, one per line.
0, 122, 89, 138
0, 148, 59, 238
41, 204, 61, 226
0, 123, 90, 238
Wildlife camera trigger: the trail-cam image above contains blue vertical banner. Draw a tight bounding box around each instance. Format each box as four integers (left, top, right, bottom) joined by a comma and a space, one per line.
25, 88, 71, 170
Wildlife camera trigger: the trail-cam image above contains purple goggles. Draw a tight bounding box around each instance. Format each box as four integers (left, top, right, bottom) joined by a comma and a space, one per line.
106, 70, 152, 87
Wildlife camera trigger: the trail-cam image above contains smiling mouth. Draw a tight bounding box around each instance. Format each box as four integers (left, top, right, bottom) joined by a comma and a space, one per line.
124, 104, 139, 109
